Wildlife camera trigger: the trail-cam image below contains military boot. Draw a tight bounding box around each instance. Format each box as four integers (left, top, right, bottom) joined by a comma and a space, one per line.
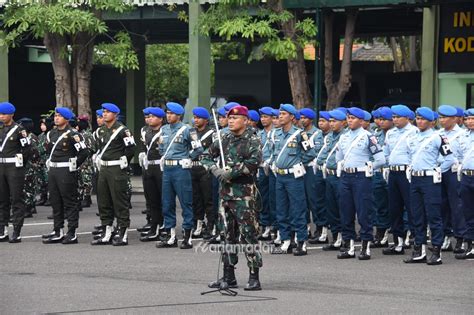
0, 225, 9, 242
258, 226, 272, 241
441, 236, 453, 252
427, 246, 442, 265
316, 226, 329, 244
269, 230, 281, 246
62, 227, 78, 245
372, 228, 388, 248
180, 229, 193, 249
24, 206, 33, 218
9, 226, 22, 243
290, 231, 297, 249
455, 240, 474, 260
323, 232, 342, 251
403, 244, 427, 263
244, 268, 261, 291
81, 195, 92, 208
208, 264, 237, 289
193, 220, 203, 238
156, 228, 178, 248
453, 237, 465, 254
112, 227, 128, 246
404, 230, 412, 249
337, 240, 355, 259
137, 223, 152, 233
140, 225, 159, 242
42, 228, 64, 244
383, 236, 405, 255
36, 193, 48, 206
271, 240, 293, 254
92, 225, 105, 236
293, 241, 307, 256
359, 240, 371, 260
91, 225, 113, 245
202, 222, 214, 240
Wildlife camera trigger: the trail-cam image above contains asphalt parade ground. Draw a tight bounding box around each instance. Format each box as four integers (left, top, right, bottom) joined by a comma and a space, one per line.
1, 194, 474, 314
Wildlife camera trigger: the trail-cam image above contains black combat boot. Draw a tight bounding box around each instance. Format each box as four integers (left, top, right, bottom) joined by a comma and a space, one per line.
180, 229, 193, 249
441, 236, 453, 252
403, 244, 427, 263
383, 236, 405, 255
62, 227, 78, 244
208, 264, 237, 289
453, 237, 465, 254
112, 227, 128, 246
290, 231, 297, 250
244, 268, 261, 291
337, 240, 355, 259
24, 206, 33, 218
42, 228, 64, 244
271, 240, 293, 254
92, 225, 105, 235
137, 223, 152, 233
258, 226, 272, 241
323, 232, 342, 251
455, 240, 474, 259
427, 246, 442, 265
308, 225, 322, 243
140, 225, 159, 242
91, 226, 114, 245
293, 241, 308, 256
372, 228, 388, 248
0, 225, 9, 242
81, 195, 92, 208
358, 240, 371, 260
36, 193, 48, 206
192, 220, 204, 238
8, 226, 22, 243
156, 228, 178, 248
202, 223, 214, 240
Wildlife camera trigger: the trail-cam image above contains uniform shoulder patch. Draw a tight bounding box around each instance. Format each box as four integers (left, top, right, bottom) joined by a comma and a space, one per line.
73, 134, 81, 142
21, 130, 28, 138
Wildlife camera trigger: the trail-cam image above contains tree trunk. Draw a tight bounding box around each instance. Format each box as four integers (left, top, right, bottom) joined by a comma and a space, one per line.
268, 0, 313, 108
44, 33, 74, 109
399, 36, 410, 71
408, 35, 419, 71
324, 9, 358, 110
72, 32, 95, 117
389, 37, 402, 72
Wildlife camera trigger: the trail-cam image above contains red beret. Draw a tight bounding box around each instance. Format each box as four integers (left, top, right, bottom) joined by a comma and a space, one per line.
227, 105, 249, 117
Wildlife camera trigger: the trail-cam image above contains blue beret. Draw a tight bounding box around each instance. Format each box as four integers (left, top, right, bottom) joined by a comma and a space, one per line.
378, 107, 393, 120
166, 102, 185, 115
363, 110, 372, 121
335, 107, 348, 114
192, 107, 210, 120
416, 107, 435, 121
391, 104, 411, 118
96, 109, 103, 117
456, 107, 465, 117
248, 110, 260, 122
102, 103, 120, 114
464, 108, 474, 117
217, 107, 227, 117
372, 109, 381, 118
271, 109, 280, 117
294, 111, 300, 120
347, 107, 365, 120
259, 107, 273, 116
0, 102, 15, 114
224, 102, 240, 111
279, 104, 297, 115
329, 109, 347, 121
148, 107, 165, 118
319, 111, 330, 121
408, 110, 415, 120
143, 107, 151, 115
438, 105, 457, 117
55, 107, 75, 120
433, 112, 439, 120
258, 106, 273, 116
300, 108, 316, 120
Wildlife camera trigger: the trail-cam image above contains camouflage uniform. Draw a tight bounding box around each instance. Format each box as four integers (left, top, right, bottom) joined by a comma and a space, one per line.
202, 127, 263, 271
78, 129, 94, 203
23, 133, 40, 213
37, 132, 49, 201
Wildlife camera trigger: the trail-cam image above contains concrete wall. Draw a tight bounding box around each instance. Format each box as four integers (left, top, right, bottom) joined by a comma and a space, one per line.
438, 73, 474, 108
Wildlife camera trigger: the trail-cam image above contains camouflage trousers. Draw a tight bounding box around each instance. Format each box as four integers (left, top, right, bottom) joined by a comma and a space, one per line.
220, 198, 262, 271
37, 161, 48, 198
79, 159, 94, 199
23, 164, 38, 208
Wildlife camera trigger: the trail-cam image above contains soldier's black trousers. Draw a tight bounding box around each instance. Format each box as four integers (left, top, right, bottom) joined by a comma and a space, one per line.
48, 168, 79, 230
98, 166, 130, 228
0, 164, 25, 227
143, 165, 163, 226
191, 167, 214, 226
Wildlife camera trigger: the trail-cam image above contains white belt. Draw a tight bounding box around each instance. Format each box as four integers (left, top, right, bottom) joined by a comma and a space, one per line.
49, 161, 70, 168
389, 165, 407, 172
164, 160, 180, 166
343, 167, 366, 174
0, 157, 17, 163
411, 170, 435, 177
314, 164, 323, 171
147, 159, 161, 165
99, 159, 121, 167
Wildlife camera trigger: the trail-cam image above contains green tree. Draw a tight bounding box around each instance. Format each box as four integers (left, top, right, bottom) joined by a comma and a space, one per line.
195, 0, 316, 108
0, 0, 138, 116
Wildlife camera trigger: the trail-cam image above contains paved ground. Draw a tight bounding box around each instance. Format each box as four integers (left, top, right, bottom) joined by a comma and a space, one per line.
1, 194, 474, 314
